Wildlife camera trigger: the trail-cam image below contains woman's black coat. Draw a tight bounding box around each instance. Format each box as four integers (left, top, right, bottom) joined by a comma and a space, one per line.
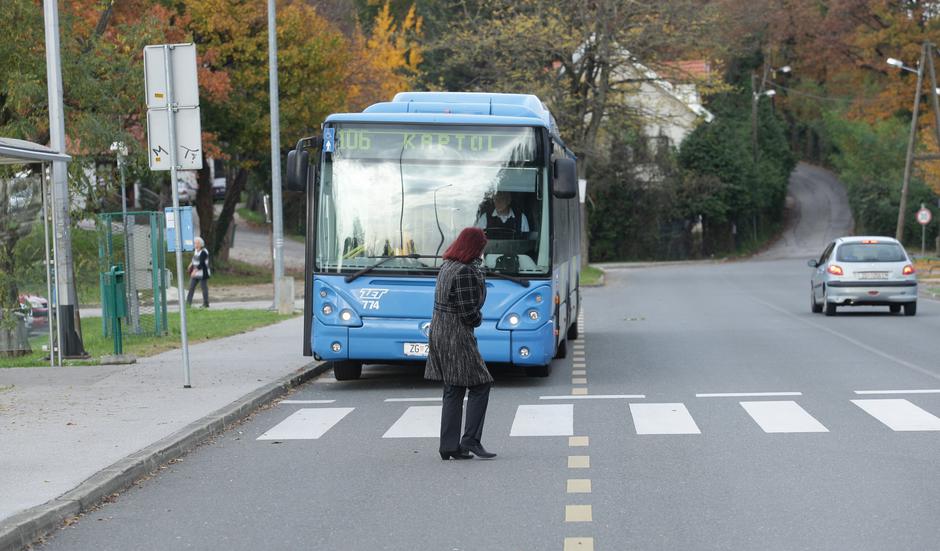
424, 259, 493, 387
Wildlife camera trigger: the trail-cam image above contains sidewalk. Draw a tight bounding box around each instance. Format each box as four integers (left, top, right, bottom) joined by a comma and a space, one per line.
0, 316, 325, 550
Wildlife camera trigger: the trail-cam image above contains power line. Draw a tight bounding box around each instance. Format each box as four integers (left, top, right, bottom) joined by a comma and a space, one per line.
764, 80, 888, 105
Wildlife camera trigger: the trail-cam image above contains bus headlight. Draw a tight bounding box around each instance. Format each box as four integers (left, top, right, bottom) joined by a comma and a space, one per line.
527, 310, 539, 321
340, 310, 352, 322
331, 342, 342, 352
508, 314, 520, 326
519, 347, 530, 358
322, 304, 333, 315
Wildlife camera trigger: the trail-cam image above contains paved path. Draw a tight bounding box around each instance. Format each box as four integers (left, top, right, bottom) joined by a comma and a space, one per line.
228, 222, 305, 271
0, 316, 311, 529
759, 162, 854, 260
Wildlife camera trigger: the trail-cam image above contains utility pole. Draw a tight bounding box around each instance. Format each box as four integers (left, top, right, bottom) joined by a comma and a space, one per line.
894, 43, 932, 242
267, 0, 286, 310
43, 0, 86, 357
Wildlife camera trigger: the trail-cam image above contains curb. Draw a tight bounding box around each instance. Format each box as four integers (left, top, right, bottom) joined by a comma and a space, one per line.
0, 360, 329, 551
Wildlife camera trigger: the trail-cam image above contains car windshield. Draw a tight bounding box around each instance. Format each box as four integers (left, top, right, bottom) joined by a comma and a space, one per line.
316, 123, 550, 276
835, 242, 907, 262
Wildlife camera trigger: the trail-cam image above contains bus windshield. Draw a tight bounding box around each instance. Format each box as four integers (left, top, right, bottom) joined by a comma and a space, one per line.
316, 124, 550, 276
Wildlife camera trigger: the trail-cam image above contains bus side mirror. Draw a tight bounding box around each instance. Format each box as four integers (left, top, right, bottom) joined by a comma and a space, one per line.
286, 149, 309, 192
552, 157, 577, 199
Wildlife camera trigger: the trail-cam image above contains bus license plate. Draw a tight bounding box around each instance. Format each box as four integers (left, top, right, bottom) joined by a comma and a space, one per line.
404, 343, 429, 357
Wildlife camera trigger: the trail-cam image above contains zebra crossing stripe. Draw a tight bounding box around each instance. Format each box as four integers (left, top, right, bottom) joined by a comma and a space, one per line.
257, 408, 354, 440
740, 401, 828, 433
510, 405, 574, 436
382, 406, 441, 438
852, 399, 940, 431
630, 403, 700, 435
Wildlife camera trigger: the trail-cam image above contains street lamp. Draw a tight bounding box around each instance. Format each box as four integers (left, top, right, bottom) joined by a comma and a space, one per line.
887, 57, 919, 74
751, 64, 789, 162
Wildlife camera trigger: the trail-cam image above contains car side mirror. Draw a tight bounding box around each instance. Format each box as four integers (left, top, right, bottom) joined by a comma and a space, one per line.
552, 157, 577, 199
286, 149, 309, 192
807, 259, 818, 268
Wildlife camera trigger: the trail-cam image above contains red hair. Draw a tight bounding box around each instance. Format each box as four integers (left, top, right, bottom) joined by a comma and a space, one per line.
443, 227, 488, 264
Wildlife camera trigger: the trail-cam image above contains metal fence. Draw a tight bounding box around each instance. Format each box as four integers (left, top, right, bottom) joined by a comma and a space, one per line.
97, 211, 169, 337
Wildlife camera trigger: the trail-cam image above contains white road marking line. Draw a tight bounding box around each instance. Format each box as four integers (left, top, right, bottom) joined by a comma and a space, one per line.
382, 406, 441, 438
510, 404, 574, 436
752, 296, 940, 382
540, 394, 645, 400
740, 401, 828, 433
852, 399, 940, 431
854, 389, 940, 395
257, 408, 354, 440
630, 403, 701, 435
279, 399, 336, 404
696, 392, 802, 398
384, 397, 441, 402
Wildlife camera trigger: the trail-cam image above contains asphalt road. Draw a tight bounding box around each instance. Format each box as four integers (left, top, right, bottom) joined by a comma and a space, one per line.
39, 166, 940, 550
39, 256, 940, 550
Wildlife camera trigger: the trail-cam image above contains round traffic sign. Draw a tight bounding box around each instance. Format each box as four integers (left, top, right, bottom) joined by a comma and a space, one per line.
916, 207, 932, 225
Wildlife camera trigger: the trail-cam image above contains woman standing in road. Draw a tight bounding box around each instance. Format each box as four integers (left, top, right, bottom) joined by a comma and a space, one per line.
186, 237, 211, 308
425, 227, 496, 460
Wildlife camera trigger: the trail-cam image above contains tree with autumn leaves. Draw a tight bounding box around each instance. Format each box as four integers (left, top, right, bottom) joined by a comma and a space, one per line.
0, 0, 423, 261
721, 0, 940, 244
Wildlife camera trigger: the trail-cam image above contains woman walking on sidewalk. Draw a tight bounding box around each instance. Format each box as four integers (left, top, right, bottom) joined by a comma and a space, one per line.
186, 237, 211, 308
425, 227, 496, 460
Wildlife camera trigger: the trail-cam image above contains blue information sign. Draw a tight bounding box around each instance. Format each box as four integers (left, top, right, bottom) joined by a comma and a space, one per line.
165, 206, 195, 252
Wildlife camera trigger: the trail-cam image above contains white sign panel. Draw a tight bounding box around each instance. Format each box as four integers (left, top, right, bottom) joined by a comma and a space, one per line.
578, 178, 587, 204
147, 107, 203, 170
916, 207, 932, 226
144, 44, 200, 109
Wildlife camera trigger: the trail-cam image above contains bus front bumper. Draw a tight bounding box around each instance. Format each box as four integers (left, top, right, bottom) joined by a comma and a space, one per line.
312, 318, 555, 366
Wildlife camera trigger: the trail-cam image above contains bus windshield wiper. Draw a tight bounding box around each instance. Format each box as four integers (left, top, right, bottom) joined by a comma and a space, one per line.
485, 268, 530, 287
344, 254, 441, 283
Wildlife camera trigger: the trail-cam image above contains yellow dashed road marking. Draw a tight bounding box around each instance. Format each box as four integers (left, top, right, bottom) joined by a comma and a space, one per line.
569, 436, 589, 447
572, 369, 586, 376
572, 388, 588, 396
565, 505, 593, 522
568, 455, 590, 468
567, 479, 592, 493
572, 377, 588, 385
564, 537, 594, 550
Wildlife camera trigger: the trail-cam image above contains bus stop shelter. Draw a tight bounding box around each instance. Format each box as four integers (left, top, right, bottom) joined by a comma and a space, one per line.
0, 137, 70, 366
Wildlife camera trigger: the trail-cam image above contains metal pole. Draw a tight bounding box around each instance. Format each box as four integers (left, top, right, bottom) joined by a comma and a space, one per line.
164, 44, 193, 388
268, 0, 285, 308
40, 169, 55, 368
924, 44, 940, 168
898, 43, 928, 242
43, 0, 85, 357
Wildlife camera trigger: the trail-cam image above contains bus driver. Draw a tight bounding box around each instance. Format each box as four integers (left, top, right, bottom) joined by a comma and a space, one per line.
475, 191, 529, 236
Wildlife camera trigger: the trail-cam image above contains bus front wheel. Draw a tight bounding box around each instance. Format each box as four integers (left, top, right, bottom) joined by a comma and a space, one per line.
332, 361, 363, 381
554, 338, 567, 359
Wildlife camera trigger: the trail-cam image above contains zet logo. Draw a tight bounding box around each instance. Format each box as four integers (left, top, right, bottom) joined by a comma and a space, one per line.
358, 288, 389, 310
358, 288, 389, 300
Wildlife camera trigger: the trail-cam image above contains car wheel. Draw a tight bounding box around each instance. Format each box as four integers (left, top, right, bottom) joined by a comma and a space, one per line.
525, 364, 551, 377
332, 361, 362, 380
904, 302, 917, 316
823, 287, 837, 316
811, 286, 823, 313
889, 304, 901, 314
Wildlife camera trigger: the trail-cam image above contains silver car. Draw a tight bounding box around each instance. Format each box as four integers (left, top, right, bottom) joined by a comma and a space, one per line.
808, 236, 918, 316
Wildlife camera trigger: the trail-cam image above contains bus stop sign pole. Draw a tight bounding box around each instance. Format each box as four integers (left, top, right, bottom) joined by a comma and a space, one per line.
145, 43, 203, 388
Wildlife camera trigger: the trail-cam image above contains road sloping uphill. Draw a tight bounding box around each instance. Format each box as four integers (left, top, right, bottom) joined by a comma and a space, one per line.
759, 162, 854, 260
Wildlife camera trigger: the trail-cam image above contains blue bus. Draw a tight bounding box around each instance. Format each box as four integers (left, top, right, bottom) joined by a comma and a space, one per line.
286, 92, 581, 379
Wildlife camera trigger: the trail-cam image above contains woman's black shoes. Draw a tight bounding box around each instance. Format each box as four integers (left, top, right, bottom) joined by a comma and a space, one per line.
461, 443, 497, 459
440, 450, 473, 460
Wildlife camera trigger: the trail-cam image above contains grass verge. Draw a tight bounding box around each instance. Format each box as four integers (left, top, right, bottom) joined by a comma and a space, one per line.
581, 265, 604, 286
0, 308, 296, 368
